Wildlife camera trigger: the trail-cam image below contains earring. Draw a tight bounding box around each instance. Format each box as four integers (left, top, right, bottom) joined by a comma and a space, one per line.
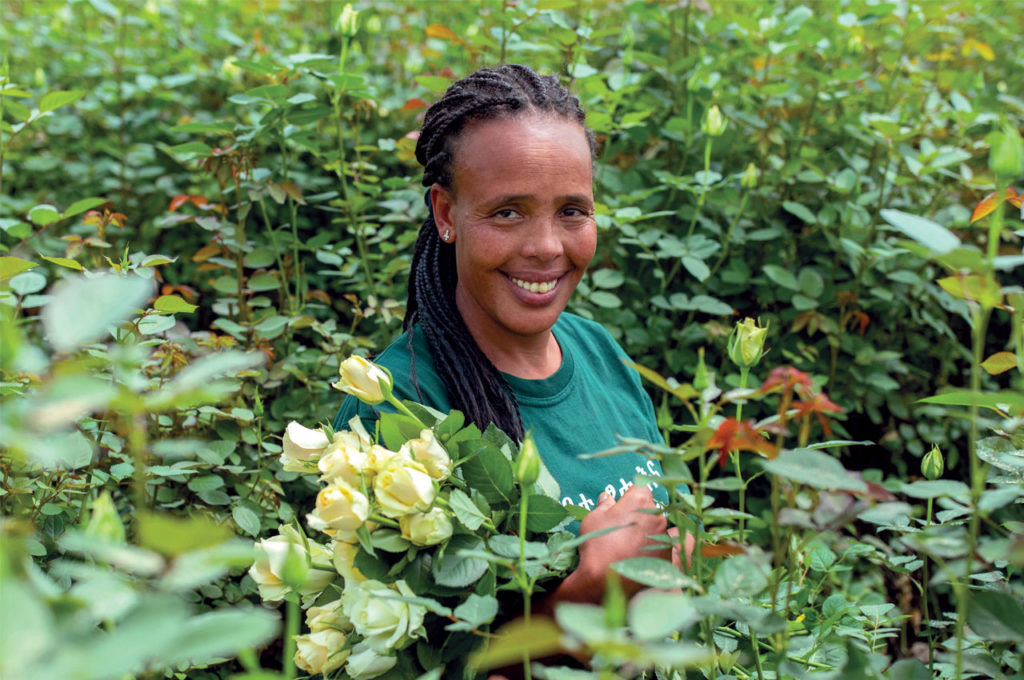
442, 229, 452, 242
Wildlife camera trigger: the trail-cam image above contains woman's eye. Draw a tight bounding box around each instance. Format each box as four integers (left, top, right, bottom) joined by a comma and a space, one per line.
494, 209, 518, 219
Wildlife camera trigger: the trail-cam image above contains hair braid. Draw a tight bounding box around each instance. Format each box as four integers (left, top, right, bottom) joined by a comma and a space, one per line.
405, 64, 594, 441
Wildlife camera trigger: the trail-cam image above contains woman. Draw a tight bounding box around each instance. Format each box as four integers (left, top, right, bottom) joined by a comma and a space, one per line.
334, 64, 674, 607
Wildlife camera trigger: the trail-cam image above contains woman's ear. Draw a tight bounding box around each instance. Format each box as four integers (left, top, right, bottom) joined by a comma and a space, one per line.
430, 183, 456, 243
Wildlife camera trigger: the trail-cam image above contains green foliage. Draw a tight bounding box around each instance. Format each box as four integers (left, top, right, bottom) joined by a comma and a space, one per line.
2, 0, 1023, 678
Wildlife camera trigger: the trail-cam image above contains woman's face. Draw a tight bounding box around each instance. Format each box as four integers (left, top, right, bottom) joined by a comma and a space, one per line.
430, 114, 596, 351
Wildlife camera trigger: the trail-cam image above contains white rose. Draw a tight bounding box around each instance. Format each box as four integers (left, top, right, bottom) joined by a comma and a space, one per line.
345, 640, 398, 680
341, 579, 427, 653
331, 540, 367, 585
333, 355, 392, 405
307, 482, 370, 536
367, 443, 406, 473
306, 597, 352, 633
294, 629, 349, 676
373, 458, 435, 518
280, 421, 330, 471
319, 431, 372, 486
402, 429, 452, 480
248, 525, 335, 603
399, 507, 453, 546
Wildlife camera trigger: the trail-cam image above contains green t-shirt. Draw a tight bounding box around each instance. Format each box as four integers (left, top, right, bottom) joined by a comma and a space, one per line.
332, 312, 667, 512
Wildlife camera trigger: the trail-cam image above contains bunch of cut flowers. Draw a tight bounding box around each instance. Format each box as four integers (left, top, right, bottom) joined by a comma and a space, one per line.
249, 356, 583, 679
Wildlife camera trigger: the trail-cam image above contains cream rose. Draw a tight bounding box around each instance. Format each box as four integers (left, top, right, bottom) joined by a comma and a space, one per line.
248, 525, 335, 603
307, 482, 370, 536
373, 458, 435, 518
333, 355, 392, 404
345, 640, 398, 680
398, 507, 453, 546
341, 579, 427, 653
402, 429, 452, 480
280, 421, 330, 471
294, 629, 349, 676
366, 443, 406, 473
319, 431, 372, 486
331, 540, 367, 585
306, 597, 352, 633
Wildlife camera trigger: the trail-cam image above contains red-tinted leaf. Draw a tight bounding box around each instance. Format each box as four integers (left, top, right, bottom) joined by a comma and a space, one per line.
425, 24, 460, 42
971, 188, 1022, 223
402, 97, 427, 111
169, 195, 191, 212
702, 542, 747, 558
192, 244, 221, 262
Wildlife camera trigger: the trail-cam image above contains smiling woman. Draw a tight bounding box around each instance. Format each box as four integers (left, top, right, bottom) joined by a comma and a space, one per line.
333, 64, 675, 614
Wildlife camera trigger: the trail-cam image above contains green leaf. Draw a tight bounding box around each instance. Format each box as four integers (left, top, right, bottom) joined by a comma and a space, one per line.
459, 440, 515, 506
976, 436, 1024, 475
782, 200, 816, 224
879, 209, 960, 254
164, 607, 278, 668
232, 505, 262, 537
433, 536, 489, 588
966, 590, 1024, 642
145, 351, 264, 409
38, 90, 86, 113
138, 314, 176, 335
919, 390, 1024, 411
589, 290, 621, 308
0, 256, 37, 281
28, 204, 61, 226
415, 75, 452, 94
447, 594, 499, 632
62, 197, 107, 219
762, 264, 799, 291
899, 480, 970, 500
168, 142, 213, 158
524, 494, 568, 532
885, 659, 932, 680
42, 274, 153, 351
610, 557, 693, 589
39, 255, 83, 270
153, 294, 198, 314
628, 591, 699, 641
714, 554, 769, 597
469, 617, 564, 672
448, 488, 487, 531
137, 511, 234, 557
591, 268, 624, 288
760, 448, 867, 492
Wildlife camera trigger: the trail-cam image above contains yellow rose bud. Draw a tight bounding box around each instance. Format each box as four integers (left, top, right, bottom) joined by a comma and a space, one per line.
702, 104, 727, 137
306, 597, 352, 633
374, 458, 435, 518
294, 629, 350, 676
336, 3, 359, 37
307, 482, 370, 536
281, 421, 330, 472
515, 432, 541, 487
248, 525, 335, 604
741, 162, 758, 189
922, 444, 944, 481
83, 491, 125, 543
399, 507, 454, 546
728, 317, 768, 368
402, 429, 452, 480
319, 431, 373, 486
333, 355, 392, 405
331, 540, 367, 584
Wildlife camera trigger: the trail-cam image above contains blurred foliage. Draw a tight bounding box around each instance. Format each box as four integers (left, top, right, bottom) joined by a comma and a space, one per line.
1, 0, 1023, 678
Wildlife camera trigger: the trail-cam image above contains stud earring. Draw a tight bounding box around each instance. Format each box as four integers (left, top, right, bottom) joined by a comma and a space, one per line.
442, 229, 452, 242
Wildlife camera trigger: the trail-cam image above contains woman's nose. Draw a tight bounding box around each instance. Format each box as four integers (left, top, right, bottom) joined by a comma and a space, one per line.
521, 216, 564, 260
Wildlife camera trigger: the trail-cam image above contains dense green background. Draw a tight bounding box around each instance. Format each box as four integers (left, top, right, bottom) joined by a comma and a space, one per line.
2, 1, 1024, 678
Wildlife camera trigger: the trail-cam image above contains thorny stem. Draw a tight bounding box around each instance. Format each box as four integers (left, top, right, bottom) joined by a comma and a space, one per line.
685, 137, 713, 238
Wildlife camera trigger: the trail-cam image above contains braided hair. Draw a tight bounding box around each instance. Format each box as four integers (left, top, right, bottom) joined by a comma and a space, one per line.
406, 64, 595, 441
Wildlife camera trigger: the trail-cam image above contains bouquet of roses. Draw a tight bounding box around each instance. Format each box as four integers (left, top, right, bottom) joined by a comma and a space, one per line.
249, 356, 582, 679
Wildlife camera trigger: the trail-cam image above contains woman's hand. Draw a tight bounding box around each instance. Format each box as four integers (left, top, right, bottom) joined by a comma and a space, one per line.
539, 485, 669, 611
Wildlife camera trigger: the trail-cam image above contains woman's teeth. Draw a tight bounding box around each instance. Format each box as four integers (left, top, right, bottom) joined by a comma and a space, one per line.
511, 276, 557, 294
